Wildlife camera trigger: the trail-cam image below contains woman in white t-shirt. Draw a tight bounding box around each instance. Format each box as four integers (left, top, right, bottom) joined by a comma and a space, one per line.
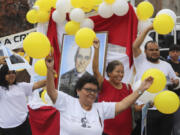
45, 56, 153, 135
0, 64, 46, 135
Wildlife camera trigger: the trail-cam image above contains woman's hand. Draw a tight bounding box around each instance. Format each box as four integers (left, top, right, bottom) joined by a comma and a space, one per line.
138, 76, 154, 92
0, 56, 7, 65
93, 38, 100, 49
45, 56, 54, 70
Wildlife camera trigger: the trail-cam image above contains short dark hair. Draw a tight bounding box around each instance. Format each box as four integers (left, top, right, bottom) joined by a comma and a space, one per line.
169, 45, 180, 52
145, 41, 158, 50
75, 74, 99, 92
0, 65, 16, 90
106, 60, 123, 77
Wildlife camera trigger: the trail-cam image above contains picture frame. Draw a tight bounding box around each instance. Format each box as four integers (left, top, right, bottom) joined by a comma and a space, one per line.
58, 32, 108, 97
0, 43, 31, 71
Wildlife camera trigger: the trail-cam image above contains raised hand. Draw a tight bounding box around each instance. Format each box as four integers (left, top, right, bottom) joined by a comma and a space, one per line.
93, 38, 100, 49
45, 55, 54, 70
0, 56, 7, 65
138, 76, 154, 92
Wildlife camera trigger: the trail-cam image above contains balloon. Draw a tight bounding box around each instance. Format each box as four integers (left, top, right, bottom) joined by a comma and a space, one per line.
157, 9, 177, 24
132, 80, 157, 104
80, 18, 94, 29
52, 10, 66, 24
136, 1, 154, 20
37, 10, 50, 23
141, 68, 166, 93
112, 0, 129, 16
154, 91, 180, 114
71, 0, 83, 8
138, 19, 152, 33
23, 32, 51, 59
104, 0, 115, 5
153, 14, 174, 35
34, 59, 47, 76
81, 0, 94, 12
56, 0, 71, 13
26, 9, 38, 24
98, 2, 113, 18
35, 0, 52, 12
52, 0, 58, 8
70, 8, 85, 23
65, 21, 80, 35
75, 28, 96, 48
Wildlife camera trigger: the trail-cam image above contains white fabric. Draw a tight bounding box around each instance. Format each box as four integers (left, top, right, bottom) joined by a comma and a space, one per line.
54, 91, 115, 135
0, 82, 33, 128
134, 53, 178, 108
134, 53, 178, 83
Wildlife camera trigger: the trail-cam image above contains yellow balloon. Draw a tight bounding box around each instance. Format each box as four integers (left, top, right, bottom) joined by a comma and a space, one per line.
23, 32, 51, 59
141, 68, 166, 93
71, 0, 83, 8
25, 55, 30, 63
65, 21, 80, 35
26, 9, 38, 24
37, 10, 50, 23
52, 0, 58, 8
153, 14, 175, 35
104, 0, 115, 4
34, 59, 47, 76
154, 91, 180, 114
136, 1, 154, 20
35, 0, 52, 12
75, 28, 96, 48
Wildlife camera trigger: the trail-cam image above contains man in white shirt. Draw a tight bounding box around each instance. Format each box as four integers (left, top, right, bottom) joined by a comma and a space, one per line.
132, 24, 180, 135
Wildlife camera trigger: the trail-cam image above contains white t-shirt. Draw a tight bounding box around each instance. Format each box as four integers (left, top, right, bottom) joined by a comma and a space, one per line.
134, 53, 178, 83
0, 82, 33, 128
134, 54, 178, 108
54, 91, 115, 135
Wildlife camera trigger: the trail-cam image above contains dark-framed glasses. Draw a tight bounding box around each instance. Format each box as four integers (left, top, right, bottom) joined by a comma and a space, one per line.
82, 87, 99, 94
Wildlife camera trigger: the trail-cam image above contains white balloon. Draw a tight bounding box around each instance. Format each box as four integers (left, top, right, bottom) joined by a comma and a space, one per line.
138, 19, 152, 33
112, 0, 129, 16
157, 9, 177, 24
98, 2, 113, 18
80, 18, 94, 29
52, 10, 66, 24
70, 8, 85, 23
56, 0, 71, 13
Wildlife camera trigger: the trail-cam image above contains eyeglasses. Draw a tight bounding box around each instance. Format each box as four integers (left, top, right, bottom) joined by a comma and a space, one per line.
82, 87, 99, 94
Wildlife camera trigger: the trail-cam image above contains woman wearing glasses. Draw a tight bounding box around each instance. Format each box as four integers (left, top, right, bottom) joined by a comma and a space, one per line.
0, 62, 46, 135
45, 55, 153, 135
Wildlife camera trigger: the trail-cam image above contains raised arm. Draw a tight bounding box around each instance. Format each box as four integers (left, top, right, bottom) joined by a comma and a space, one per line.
133, 24, 153, 58
32, 80, 46, 91
115, 76, 153, 116
0, 56, 7, 65
92, 38, 104, 88
45, 56, 58, 104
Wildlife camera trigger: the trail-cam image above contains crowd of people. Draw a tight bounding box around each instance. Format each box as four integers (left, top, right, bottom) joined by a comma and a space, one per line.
0, 24, 180, 135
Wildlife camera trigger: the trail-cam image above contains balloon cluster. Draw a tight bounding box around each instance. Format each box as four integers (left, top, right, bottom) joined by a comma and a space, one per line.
136, 1, 176, 35
141, 68, 180, 114
98, 0, 129, 18
23, 32, 51, 76
26, 0, 57, 24
153, 9, 176, 35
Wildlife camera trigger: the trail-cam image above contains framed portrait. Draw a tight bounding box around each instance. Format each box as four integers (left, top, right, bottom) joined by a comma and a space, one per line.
58, 32, 108, 97
0, 43, 31, 71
